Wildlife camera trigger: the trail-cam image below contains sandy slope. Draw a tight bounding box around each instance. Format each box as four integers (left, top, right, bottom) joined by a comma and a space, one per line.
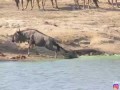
0, 0, 120, 60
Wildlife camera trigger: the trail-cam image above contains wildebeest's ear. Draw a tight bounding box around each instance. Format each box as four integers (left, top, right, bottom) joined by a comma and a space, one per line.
16, 28, 21, 34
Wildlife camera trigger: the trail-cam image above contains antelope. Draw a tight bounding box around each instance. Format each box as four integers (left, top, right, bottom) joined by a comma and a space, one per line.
40, 0, 58, 10
74, 0, 81, 9
15, 0, 41, 10
74, 0, 99, 9
24, 0, 34, 10
15, 0, 24, 10
51, 0, 58, 8
108, 0, 119, 7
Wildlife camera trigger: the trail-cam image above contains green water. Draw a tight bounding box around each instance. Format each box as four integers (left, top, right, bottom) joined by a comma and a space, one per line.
0, 56, 120, 90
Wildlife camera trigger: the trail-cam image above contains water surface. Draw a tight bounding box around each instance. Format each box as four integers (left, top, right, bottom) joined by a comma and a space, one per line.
0, 56, 120, 90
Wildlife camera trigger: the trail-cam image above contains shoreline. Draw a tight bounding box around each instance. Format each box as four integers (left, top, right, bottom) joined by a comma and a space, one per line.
0, 54, 120, 61
0, 47, 119, 61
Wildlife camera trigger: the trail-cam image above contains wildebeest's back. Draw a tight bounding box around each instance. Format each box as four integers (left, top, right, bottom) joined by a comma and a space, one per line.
26, 29, 54, 46
33, 31, 57, 48
21, 28, 57, 47
33, 32, 48, 46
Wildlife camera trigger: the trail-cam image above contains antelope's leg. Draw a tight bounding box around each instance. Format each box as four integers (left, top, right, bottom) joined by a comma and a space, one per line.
108, 0, 111, 4
25, 0, 30, 9
42, 0, 46, 10
36, 0, 40, 10
74, 0, 76, 8
83, 0, 85, 9
51, 0, 54, 8
111, 0, 114, 8
75, 0, 77, 8
74, 0, 80, 9
30, 0, 33, 10
89, 0, 92, 3
76, 0, 80, 9
21, 0, 24, 10
32, 0, 35, 9
116, 0, 119, 7
55, 0, 58, 8
42, 0, 44, 10
15, 0, 20, 9
88, 0, 90, 9
93, 0, 99, 8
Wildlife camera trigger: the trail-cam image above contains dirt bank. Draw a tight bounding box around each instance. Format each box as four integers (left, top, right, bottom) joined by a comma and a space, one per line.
0, 0, 120, 60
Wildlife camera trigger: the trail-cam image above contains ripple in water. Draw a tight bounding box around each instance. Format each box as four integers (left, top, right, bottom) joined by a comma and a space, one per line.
0, 56, 120, 90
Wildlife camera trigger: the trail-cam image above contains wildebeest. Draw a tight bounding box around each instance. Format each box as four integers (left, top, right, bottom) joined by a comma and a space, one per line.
12, 28, 77, 58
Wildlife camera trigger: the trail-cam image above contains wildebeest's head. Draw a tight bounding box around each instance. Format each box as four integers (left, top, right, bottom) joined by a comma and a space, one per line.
12, 29, 26, 43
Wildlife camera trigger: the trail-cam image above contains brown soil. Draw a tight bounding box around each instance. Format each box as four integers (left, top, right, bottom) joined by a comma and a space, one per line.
0, 0, 120, 60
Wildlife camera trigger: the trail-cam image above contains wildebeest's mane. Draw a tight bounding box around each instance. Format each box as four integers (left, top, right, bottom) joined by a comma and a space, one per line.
20, 28, 53, 38
21, 29, 62, 45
